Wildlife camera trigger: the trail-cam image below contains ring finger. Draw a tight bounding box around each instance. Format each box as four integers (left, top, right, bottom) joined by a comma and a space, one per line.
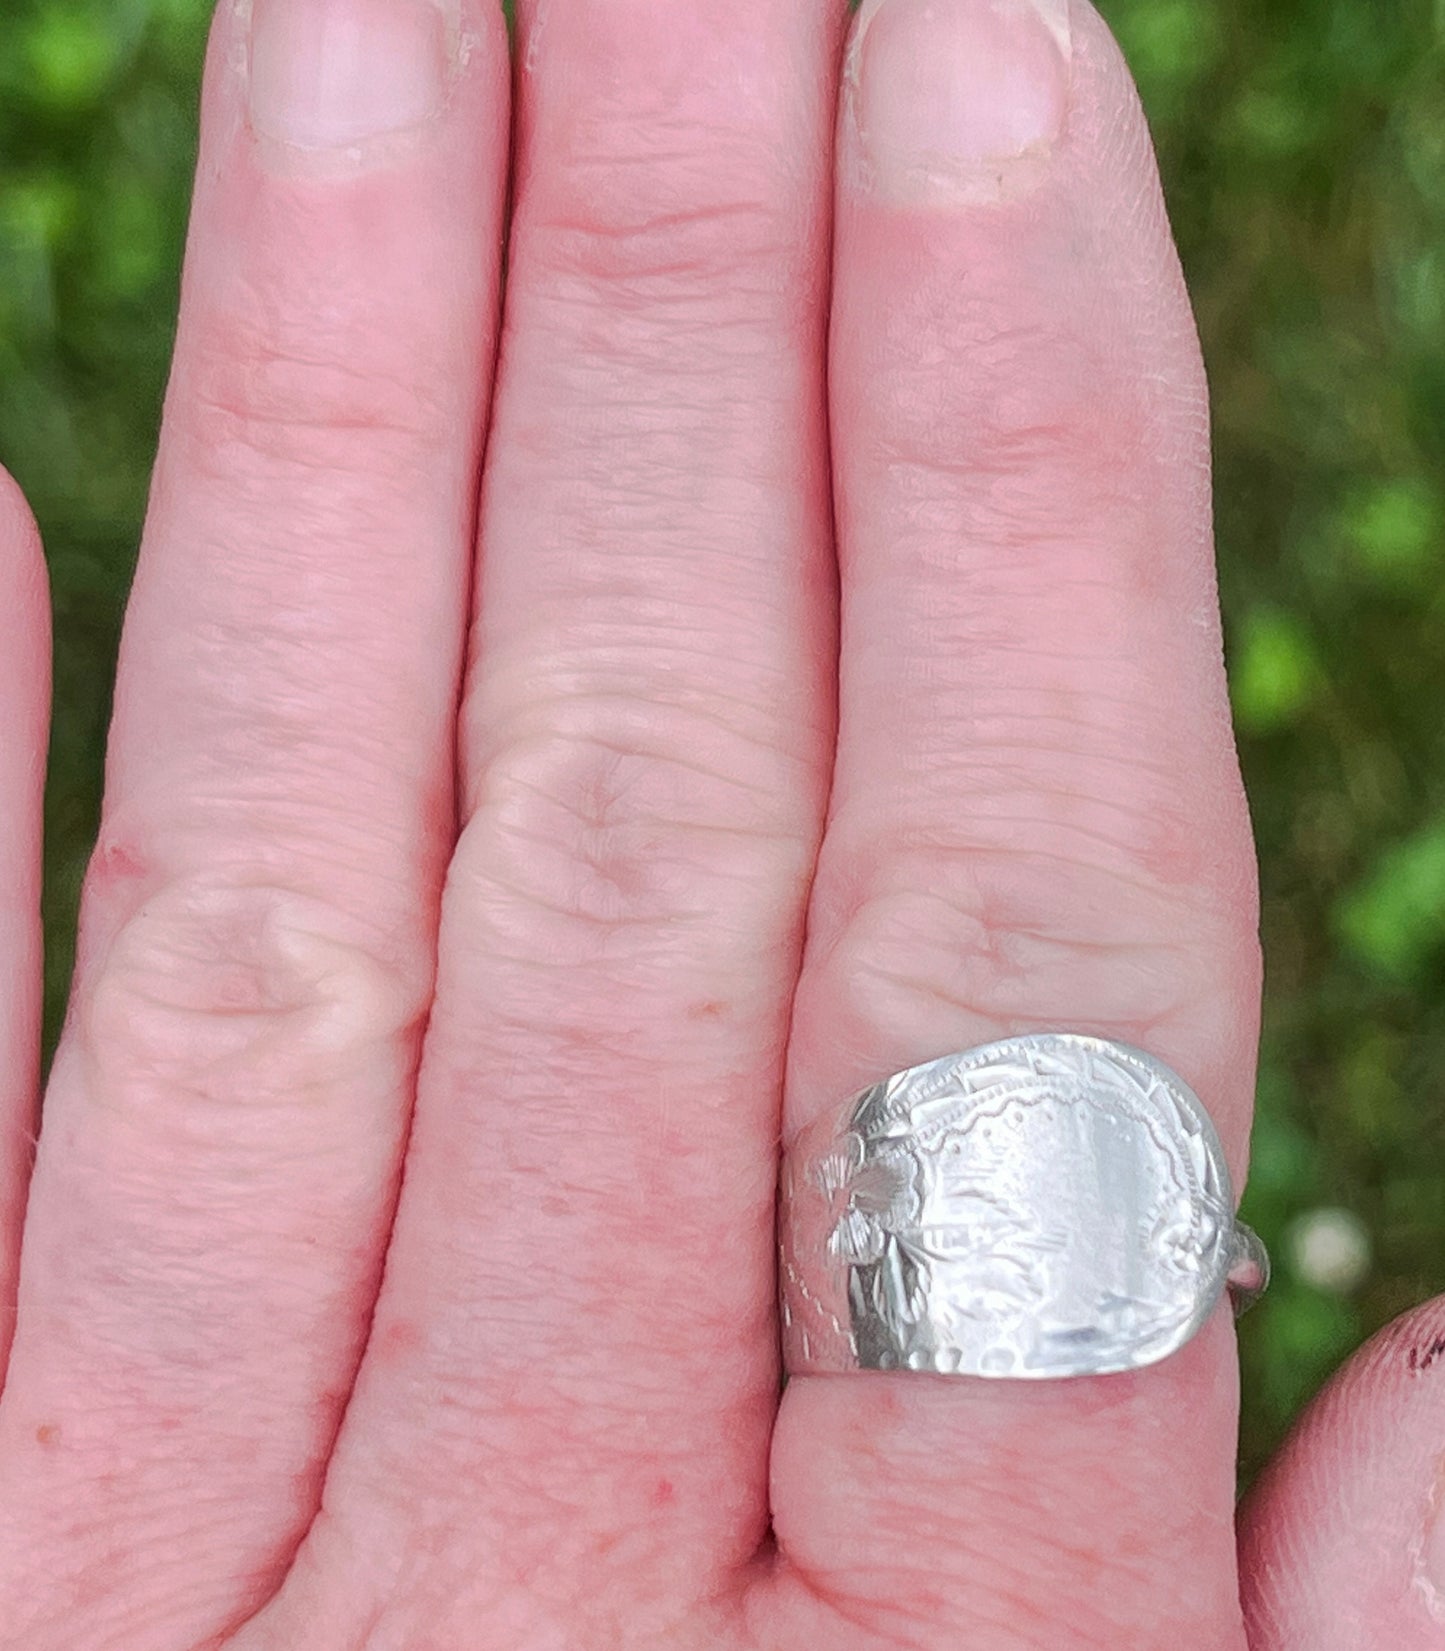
767, 2, 1261, 1646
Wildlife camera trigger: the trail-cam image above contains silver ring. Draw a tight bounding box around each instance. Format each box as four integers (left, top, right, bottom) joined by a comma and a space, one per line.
780, 1032, 1269, 1379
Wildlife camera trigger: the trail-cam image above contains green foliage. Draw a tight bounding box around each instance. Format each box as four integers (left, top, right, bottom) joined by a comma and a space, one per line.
1231, 606, 1323, 734
1337, 814, 1445, 980
1119, 0, 1445, 1479
1, 0, 1442, 1489
1115, 0, 1445, 1479
1342, 477, 1443, 589
23, 9, 128, 109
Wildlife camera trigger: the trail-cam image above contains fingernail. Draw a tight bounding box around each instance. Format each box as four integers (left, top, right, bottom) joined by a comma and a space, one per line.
249, 0, 454, 152
849, 0, 1071, 196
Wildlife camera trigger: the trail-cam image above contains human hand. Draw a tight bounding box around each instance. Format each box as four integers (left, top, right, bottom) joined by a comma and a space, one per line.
0, 1, 1439, 1647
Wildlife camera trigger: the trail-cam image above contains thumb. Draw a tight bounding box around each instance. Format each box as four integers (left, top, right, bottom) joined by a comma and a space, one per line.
1239, 1296, 1445, 1650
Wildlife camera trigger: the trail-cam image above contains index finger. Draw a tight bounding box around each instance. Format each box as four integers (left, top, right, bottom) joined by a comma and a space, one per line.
0, 3, 511, 1641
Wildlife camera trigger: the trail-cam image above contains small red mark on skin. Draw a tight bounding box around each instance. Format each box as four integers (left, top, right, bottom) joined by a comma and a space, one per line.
376, 1320, 423, 1363
652, 1478, 676, 1508
92, 840, 147, 888
1138, 805, 1212, 893
35, 1424, 60, 1448
689, 999, 727, 1020
871, 1386, 905, 1425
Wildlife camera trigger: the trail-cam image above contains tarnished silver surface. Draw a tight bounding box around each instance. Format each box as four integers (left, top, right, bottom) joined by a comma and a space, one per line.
780, 1032, 1268, 1379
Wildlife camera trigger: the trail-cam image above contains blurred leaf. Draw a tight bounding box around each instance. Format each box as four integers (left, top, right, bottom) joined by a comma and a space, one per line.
1243, 1285, 1363, 1431
1229, 87, 1325, 159
1108, 0, 1225, 102
88, 179, 169, 300
0, 172, 80, 251
147, 0, 215, 68
23, 6, 127, 111
1341, 477, 1443, 588
1242, 1103, 1320, 1205
1337, 815, 1445, 981
1229, 606, 1324, 734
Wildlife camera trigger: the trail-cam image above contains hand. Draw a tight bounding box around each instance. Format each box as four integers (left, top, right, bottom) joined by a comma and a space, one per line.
0, 1, 1438, 1647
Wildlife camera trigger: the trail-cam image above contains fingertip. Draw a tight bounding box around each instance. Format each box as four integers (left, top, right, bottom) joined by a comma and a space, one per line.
844, 0, 1071, 201
838, 0, 1173, 213
199, 0, 510, 181
0, 467, 50, 710
0, 465, 46, 578
1240, 1295, 1445, 1650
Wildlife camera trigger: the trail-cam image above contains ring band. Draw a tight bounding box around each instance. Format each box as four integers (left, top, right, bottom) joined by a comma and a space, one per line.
780, 1032, 1269, 1379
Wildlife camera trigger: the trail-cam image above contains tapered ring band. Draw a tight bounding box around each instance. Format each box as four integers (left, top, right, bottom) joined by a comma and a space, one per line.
779, 1032, 1269, 1379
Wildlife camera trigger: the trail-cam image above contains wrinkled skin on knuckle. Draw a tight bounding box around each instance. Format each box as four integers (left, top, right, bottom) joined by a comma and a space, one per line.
530, 183, 805, 306
173, 293, 455, 480
76, 871, 431, 1113
864, 407, 1185, 630
23, 871, 426, 1397
853, 282, 1212, 607
454, 712, 815, 965
890, 706, 1253, 900
867, 281, 1080, 419
524, 0, 811, 286
511, 228, 818, 499
811, 829, 1256, 1068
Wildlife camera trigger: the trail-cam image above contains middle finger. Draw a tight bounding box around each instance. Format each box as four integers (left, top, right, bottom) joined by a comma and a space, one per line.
237, 0, 844, 1643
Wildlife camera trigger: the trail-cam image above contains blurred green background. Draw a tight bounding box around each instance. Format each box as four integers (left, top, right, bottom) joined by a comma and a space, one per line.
0, 0, 1442, 1481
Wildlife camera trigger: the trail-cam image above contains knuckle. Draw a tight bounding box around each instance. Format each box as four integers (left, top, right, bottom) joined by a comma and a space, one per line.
816, 831, 1255, 1055
884, 380, 1151, 545
454, 708, 812, 952
177, 302, 449, 476
833, 716, 1258, 908
532, 189, 801, 297
523, 8, 811, 294
867, 297, 1204, 552
78, 871, 430, 1106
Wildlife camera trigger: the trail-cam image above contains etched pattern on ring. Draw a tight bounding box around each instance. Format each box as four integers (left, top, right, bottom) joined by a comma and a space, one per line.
780, 1033, 1267, 1379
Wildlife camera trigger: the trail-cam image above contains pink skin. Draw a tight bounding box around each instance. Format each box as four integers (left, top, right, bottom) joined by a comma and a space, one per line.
0, 0, 1435, 1647
0, 475, 48, 1383
1240, 1299, 1445, 1650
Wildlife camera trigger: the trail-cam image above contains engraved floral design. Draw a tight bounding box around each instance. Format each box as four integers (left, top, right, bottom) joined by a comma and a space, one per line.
812, 1133, 921, 1268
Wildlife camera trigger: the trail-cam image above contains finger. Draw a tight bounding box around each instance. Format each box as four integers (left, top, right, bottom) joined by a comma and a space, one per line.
0, 3, 509, 1645
0, 472, 48, 1383
229, 0, 842, 1640
767, 1, 1261, 1647
1239, 1296, 1445, 1651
